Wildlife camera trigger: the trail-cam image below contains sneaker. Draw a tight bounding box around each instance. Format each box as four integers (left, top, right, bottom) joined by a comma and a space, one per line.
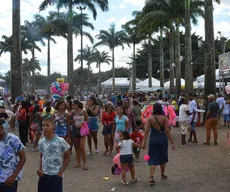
203, 142, 210, 145
187, 138, 192, 142
87, 152, 92, 156
95, 150, 99, 154
181, 144, 188, 147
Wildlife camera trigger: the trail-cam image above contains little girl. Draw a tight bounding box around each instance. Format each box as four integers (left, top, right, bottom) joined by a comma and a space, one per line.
116, 131, 144, 185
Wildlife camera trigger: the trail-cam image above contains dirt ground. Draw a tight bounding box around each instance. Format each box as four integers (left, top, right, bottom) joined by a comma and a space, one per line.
14, 121, 230, 192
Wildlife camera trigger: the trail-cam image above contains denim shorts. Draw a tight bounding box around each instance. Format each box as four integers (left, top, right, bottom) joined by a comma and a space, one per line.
190, 122, 196, 131
223, 114, 229, 121
120, 154, 133, 163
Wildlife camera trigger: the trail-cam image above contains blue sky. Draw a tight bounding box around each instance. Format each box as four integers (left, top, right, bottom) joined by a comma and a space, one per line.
0, 0, 230, 76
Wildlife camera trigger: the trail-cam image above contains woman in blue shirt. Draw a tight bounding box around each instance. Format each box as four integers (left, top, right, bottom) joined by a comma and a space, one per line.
114, 106, 128, 154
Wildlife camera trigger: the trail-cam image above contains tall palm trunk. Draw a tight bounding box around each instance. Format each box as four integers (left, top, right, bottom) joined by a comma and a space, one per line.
98, 62, 102, 92
32, 46, 35, 92
175, 23, 181, 96
160, 27, 164, 88
67, 1, 74, 96
87, 64, 91, 90
185, 0, 193, 95
47, 37, 51, 93
11, 0, 22, 100
204, 0, 216, 96
132, 42, 136, 91
169, 30, 175, 94
148, 37, 152, 87
112, 47, 115, 91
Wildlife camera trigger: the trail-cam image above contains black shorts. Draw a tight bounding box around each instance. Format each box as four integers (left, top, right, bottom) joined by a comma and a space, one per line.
72, 127, 82, 138
120, 154, 133, 163
102, 125, 112, 135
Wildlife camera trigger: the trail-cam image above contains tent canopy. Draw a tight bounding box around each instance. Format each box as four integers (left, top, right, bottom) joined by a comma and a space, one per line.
101, 77, 141, 88
164, 78, 185, 88
136, 77, 160, 88
0, 79, 6, 83
196, 69, 220, 82
193, 81, 224, 89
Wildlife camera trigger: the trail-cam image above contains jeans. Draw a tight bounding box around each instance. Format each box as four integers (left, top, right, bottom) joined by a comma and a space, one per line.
18, 120, 28, 146
38, 175, 63, 192
206, 118, 218, 143
0, 181, 18, 192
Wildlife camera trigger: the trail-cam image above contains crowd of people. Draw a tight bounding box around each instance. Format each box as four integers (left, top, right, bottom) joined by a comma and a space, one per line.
0, 91, 226, 191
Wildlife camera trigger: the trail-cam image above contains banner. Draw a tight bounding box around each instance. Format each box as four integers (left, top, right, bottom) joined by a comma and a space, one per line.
219, 52, 230, 75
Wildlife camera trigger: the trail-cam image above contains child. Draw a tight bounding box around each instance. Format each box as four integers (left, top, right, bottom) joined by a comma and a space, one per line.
116, 131, 144, 185
130, 126, 143, 162
37, 117, 71, 192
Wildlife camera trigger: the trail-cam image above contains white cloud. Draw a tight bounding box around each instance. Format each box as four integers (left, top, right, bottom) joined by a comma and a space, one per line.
123, 0, 145, 8
106, 17, 116, 23
119, 4, 125, 10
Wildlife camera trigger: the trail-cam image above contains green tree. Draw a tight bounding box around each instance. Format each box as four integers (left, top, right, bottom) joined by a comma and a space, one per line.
91, 50, 111, 92
123, 11, 145, 91
94, 24, 130, 91
141, 0, 204, 95
74, 45, 94, 90
22, 58, 41, 89
39, 0, 109, 95
23, 20, 44, 92
33, 12, 67, 91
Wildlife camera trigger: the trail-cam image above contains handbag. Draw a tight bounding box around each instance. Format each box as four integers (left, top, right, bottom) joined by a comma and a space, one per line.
80, 122, 89, 136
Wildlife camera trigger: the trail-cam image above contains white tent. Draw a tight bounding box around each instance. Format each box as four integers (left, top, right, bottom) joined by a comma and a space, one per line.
196, 69, 220, 82
164, 78, 185, 89
101, 77, 142, 88
193, 81, 224, 89
0, 79, 6, 83
136, 77, 160, 88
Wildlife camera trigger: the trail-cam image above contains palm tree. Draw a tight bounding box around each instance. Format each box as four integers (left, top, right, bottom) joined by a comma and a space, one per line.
140, 0, 204, 95
0, 35, 12, 56
11, 0, 22, 100
33, 12, 66, 91
91, 50, 111, 92
39, 0, 109, 95
23, 21, 44, 92
22, 58, 41, 90
74, 45, 94, 90
123, 11, 145, 91
204, 0, 220, 96
94, 24, 130, 91
185, 0, 204, 94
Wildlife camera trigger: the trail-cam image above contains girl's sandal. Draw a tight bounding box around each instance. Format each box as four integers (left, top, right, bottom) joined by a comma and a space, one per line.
161, 174, 168, 181
149, 176, 155, 186
121, 181, 129, 186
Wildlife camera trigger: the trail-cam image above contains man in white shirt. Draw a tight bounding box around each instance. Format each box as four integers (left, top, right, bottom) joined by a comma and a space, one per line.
187, 94, 198, 143
178, 97, 190, 146
216, 94, 224, 121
